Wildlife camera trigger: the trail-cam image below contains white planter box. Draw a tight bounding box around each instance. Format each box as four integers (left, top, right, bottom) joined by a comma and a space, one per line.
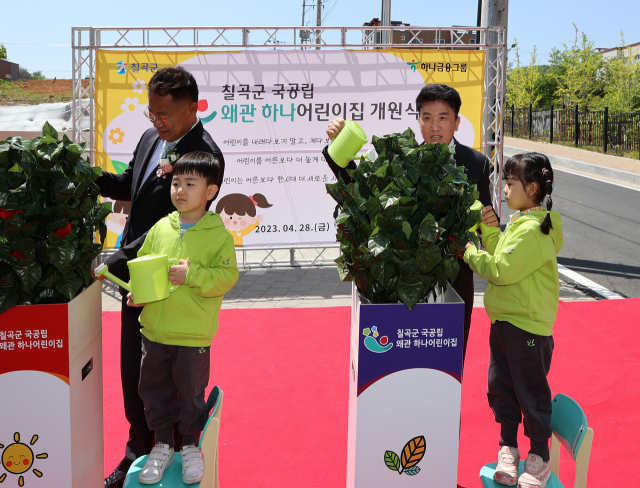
0, 281, 103, 488
347, 284, 465, 488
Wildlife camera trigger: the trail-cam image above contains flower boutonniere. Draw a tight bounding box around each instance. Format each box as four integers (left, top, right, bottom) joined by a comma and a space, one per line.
157, 148, 179, 179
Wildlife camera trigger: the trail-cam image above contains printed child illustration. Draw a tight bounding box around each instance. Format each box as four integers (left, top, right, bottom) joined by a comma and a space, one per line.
215, 193, 273, 247
104, 199, 131, 249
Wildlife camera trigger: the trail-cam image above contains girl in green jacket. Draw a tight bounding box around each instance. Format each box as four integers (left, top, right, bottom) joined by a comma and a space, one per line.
464, 152, 563, 488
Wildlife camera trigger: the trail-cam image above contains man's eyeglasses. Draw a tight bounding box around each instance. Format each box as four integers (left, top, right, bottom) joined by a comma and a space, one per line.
143, 103, 190, 126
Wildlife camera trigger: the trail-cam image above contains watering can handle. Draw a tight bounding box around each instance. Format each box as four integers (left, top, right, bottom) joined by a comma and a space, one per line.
95, 264, 132, 293
167, 258, 180, 293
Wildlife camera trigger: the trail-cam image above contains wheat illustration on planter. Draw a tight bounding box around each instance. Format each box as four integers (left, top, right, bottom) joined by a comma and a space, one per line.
384, 435, 426, 476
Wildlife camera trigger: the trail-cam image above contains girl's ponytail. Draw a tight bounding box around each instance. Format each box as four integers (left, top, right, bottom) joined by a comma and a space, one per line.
251, 193, 273, 209
540, 164, 554, 235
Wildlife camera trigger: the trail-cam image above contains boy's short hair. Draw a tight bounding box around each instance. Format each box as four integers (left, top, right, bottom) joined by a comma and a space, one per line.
172, 151, 223, 210
148, 66, 198, 105
415, 84, 462, 117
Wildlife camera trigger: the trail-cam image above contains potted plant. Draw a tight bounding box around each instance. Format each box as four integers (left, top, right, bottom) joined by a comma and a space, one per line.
0, 123, 110, 488
328, 127, 482, 488
326, 127, 481, 310
0, 122, 111, 314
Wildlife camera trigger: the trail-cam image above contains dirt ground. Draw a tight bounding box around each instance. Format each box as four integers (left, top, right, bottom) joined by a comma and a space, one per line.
11, 79, 89, 96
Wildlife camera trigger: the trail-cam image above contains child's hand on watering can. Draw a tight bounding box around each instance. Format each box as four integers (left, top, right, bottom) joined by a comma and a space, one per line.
126, 291, 146, 307
169, 259, 190, 286
91, 265, 107, 282
481, 206, 499, 227
326, 117, 345, 140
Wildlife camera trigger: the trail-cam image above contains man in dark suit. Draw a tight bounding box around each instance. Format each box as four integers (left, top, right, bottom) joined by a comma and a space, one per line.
96, 66, 224, 488
322, 83, 498, 367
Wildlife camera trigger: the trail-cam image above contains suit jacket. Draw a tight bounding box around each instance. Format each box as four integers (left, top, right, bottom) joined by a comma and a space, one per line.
98, 120, 224, 285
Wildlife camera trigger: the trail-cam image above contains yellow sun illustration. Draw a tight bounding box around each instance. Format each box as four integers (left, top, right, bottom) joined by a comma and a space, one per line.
0, 432, 47, 486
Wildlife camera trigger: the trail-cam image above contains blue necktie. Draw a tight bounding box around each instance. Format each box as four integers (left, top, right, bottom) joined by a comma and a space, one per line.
161, 141, 176, 159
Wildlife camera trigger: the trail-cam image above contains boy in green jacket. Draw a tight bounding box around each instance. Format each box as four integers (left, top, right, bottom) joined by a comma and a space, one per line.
127, 151, 239, 485
464, 153, 563, 488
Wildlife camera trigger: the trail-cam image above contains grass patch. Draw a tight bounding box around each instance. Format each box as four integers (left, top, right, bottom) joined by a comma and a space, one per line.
0, 80, 75, 105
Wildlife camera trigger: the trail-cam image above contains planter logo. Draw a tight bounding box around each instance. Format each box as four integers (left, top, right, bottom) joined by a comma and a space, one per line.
0, 432, 48, 486
362, 326, 392, 353
384, 435, 426, 476
406, 59, 420, 72
116, 61, 127, 74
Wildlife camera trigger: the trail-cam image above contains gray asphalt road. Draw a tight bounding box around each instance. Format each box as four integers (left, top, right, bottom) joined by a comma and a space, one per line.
497, 168, 640, 298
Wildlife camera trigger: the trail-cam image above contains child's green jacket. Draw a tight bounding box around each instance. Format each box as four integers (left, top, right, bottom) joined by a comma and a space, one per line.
138, 211, 239, 347
464, 209, 563, 336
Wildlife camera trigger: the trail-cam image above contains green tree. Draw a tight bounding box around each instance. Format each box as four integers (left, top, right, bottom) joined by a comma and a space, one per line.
18, 68, 47, 81
0, 44, 7, 60
506, 41, 543, 108
597, 32, 640, 111
537, 65, 561, 107
551, 25, 603, 110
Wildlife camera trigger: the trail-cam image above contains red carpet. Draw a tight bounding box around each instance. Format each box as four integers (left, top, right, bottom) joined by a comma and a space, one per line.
103, 298, 640, 487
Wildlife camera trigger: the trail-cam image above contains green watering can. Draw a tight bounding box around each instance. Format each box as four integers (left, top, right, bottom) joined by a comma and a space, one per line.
96, 254, 179, 304
328, 120, 377, 168
469, 200, 484, 232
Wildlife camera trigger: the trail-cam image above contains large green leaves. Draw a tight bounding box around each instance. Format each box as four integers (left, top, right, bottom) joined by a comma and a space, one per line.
327, 128, 478, 309
0, 123, 110, 314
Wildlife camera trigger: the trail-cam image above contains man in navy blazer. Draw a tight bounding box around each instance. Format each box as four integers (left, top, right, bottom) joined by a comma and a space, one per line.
96, 66, 224, 488
323, 83, 497, 369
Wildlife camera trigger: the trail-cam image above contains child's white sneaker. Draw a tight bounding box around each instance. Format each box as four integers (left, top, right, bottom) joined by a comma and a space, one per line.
181, 444, 204, 485
494, 446, 520, 486
138, 443, 174, 484
518, 454, 551, 488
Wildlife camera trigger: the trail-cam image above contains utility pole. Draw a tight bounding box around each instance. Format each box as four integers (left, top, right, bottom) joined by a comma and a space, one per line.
381, 0, 392, 45
300, 0, 313, 47
481, 0, 509, 155
316, 0, 322, 50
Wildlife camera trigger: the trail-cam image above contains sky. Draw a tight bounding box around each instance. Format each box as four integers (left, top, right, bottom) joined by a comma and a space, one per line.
2, 0, 639, 79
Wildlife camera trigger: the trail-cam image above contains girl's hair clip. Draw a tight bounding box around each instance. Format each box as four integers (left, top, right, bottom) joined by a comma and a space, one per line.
546, 180, 551, 183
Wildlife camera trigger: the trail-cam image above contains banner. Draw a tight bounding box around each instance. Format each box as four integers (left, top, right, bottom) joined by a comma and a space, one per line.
96, 49, 484, 249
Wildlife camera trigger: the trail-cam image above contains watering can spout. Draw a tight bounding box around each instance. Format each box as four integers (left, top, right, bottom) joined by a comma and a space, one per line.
96, 264, 132, 292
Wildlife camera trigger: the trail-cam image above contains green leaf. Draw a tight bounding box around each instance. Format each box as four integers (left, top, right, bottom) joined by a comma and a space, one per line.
416, 245, 442, 274
46, 243, 75, 272
444, 258, 460, 284
399, 260, 420, 279
36, 141, 62, 162
396, 279, 425, 311
14, 263, 42, 292
371, 259, 396, 289
367, 232, 390, 258
55, 274, 83, 300
11, 236, 36, 255
384, 450, 401, 472
419, 214, 439, 243
401, 221, 412, 239
42, 122, 59, 140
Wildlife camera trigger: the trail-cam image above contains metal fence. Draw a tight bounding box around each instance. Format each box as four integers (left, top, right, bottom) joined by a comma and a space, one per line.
505, 105, 640, 159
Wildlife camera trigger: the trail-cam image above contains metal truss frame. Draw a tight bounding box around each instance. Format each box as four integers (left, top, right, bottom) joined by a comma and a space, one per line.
73, 25, 505, 269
